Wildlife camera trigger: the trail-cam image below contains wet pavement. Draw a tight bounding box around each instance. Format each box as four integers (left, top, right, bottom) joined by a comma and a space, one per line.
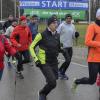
0, 53, 99, 100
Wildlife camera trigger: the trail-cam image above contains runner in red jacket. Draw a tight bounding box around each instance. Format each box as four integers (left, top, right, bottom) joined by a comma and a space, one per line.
10, 16, 32, 79
0, 34, 17, 80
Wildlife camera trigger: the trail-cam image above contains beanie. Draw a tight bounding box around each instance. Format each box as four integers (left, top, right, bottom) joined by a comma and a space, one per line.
47, 17, 57, 26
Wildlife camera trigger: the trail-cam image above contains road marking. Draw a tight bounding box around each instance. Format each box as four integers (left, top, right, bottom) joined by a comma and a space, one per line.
71, 62, 88, 68
58, 59, 88, 68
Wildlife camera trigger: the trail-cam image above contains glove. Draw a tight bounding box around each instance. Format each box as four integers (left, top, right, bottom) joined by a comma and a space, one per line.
75, 32, 80, 38
35, 60, 42, 68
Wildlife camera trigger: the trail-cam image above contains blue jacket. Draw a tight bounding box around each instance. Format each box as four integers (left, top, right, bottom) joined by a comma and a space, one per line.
28, 23, 38, 39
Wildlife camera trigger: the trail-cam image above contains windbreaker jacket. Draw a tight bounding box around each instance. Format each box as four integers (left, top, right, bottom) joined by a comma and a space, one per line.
85, 23, 100, 62
10, 25, 32, 51
29, 28, 60, 64
0, 34, 16, 70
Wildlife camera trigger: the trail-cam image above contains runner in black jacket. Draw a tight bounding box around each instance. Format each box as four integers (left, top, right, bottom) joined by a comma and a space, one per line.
30, 17, 60, 100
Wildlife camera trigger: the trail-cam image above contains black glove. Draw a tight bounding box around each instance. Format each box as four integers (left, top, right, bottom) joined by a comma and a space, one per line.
35, 60, 42, 68
75, 32, 80, 38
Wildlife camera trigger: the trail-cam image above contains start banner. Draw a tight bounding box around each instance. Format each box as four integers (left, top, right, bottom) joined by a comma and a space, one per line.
19, 0, 88, 10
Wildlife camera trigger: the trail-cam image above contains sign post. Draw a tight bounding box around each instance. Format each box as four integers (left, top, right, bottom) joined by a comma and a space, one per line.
0, 0, 2, 21
14, 0, 17, 18
16, 0, 20, 18
88, 0, 91, 23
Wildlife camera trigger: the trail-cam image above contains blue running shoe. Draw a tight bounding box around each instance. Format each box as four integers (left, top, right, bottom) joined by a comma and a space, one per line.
38, 92, 47, 100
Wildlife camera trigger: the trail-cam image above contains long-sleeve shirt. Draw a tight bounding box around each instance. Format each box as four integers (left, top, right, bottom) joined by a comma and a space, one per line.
57, 21, 76, 48
85, 23, 100, 62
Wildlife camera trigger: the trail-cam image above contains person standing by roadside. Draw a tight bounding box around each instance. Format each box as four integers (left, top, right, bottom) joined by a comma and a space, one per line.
57, 14, 79, 80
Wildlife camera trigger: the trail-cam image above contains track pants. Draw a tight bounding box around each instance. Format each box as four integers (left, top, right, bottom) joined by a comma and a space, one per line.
59, 47, 73, 74
39, 63, 58, 96
16, 50, 30, 72
76, 62, 100, 85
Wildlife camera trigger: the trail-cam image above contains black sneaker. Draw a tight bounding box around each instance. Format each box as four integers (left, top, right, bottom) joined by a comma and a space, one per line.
38, 92, 47, 100
16, 72, 24, 79
20, 66, 24, 71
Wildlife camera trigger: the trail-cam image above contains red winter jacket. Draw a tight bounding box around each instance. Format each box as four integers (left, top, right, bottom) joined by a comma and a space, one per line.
0, 34, 16, 70
10, 25, 32, 51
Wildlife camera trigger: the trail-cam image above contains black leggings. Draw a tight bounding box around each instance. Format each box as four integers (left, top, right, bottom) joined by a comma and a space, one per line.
59, 47, 73, 74
76, 62, 100, 85
39, 63, 58, 96
16, 50, 30, 72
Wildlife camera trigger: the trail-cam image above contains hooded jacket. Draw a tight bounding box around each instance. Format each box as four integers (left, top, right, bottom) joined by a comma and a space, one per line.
10, 25, 32, 51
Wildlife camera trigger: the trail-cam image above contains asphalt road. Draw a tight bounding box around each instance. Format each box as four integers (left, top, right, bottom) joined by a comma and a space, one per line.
0, 55, 99, 100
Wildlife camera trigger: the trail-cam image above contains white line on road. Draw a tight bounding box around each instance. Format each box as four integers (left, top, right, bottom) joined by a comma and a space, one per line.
58, 59, 88, 68
71, 62, 88, 68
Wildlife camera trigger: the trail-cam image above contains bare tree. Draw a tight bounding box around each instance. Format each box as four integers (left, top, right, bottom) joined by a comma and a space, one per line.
0, 0, 14, 19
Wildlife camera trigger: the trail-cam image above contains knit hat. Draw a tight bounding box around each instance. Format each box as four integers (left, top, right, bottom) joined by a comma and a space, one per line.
96, 8, 100, 18
19, 16, 27, 21
47, 17, 57, 26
